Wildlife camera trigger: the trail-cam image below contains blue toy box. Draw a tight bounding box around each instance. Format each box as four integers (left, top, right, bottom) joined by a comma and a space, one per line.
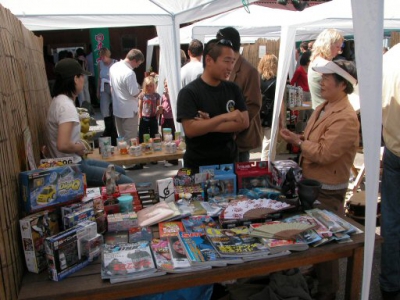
199, 164, 236, 200
19, 165, 84, 214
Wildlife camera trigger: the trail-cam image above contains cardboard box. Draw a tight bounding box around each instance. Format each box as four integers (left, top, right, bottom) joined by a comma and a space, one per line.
63, 207, 95, 229
235, 161, 271, 191
157, 178, 175, 203
45, 221, 97, 281
19, 210, 59, 273
19, 165, 84, 214
107, 212, 138, 232
199, 164, 236, 200
270, 160, 302, 188
174, 185, 204, 201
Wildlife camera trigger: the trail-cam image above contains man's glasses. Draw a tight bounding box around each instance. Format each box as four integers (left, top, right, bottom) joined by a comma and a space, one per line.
204, 39, 233, 56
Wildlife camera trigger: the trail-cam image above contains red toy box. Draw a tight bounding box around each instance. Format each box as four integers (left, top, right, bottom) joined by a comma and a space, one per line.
235, 161, 271, 191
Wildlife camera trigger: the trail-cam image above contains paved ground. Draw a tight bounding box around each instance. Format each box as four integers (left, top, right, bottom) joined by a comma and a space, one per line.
90, 108, 382, 299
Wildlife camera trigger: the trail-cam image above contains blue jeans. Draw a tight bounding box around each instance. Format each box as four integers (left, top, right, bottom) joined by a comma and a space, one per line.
79, 159, 133, 187
380, 147, 400, 292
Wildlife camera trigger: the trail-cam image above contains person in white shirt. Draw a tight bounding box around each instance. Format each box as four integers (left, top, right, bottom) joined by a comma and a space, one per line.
109, 49, 144, 143
46, 58, 133, 186
181, 39, 203, 88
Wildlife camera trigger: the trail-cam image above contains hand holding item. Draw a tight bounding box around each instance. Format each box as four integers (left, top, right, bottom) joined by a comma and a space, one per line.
280, 128, 302, 146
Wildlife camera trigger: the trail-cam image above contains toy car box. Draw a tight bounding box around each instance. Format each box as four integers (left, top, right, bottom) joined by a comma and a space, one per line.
45, 220, 97, 281
235, 161, 271, 192
19, 165, 84, 214
199, 164, 236, 200
270, 160, 302, 189
19, 210, 59, 273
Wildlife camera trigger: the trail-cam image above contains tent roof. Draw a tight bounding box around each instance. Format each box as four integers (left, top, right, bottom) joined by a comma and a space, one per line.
0, 0, 252, 31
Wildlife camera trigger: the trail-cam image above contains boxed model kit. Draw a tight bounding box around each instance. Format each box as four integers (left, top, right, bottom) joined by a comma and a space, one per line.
45, 221, 97, 281
19, 165, 84, 214
19, 210, 59, 273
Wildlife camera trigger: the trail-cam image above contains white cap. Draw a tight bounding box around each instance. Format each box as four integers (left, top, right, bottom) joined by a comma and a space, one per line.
312, 59, 357, 85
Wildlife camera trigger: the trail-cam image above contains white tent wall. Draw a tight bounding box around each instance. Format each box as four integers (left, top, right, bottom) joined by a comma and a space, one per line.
352, 1, 383, 299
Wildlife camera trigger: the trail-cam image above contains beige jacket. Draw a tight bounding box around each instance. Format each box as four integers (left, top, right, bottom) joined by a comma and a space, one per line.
301, 96, 359, 185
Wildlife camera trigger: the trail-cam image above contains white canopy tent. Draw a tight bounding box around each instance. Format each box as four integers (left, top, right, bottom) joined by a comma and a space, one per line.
0, 0, 396, 298
0, 0, 259, 132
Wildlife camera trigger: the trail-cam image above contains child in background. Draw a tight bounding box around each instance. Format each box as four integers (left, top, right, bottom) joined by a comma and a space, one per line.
138, 76, 162, 143
160, 80, 178, 167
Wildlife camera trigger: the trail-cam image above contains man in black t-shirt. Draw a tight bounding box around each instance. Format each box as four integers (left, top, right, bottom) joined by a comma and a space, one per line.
177, 39, 249, 171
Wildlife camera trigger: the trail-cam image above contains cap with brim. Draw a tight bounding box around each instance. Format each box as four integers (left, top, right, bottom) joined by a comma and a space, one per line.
312, 59, 357, 85
55, 58, 92, 79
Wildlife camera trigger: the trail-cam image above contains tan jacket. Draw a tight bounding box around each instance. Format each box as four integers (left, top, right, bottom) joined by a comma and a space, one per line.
301, 96, 359, 185
229, 55, 263, 152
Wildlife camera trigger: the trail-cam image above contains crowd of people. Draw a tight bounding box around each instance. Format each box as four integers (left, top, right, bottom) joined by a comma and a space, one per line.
44, 26, 397, 300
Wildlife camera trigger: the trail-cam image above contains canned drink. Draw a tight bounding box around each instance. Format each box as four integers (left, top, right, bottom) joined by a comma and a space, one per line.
98, 137, 111, 154
143, 134, 150, 143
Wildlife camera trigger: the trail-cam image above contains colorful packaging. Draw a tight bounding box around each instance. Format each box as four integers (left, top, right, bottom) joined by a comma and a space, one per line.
199, 164, 236, 200
19, 165, 84, 214
235, 161, 271, 191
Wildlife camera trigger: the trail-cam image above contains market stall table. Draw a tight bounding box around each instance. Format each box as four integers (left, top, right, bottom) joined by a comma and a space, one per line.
18, 217, 377, 300
87, 149, 184, 166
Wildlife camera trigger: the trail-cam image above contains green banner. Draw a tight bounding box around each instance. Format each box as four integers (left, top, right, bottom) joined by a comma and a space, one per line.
89, 28, 110, 88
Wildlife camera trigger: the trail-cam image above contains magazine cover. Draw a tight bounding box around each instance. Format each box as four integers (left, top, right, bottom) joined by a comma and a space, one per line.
306, 208, 345, 233
101, 241, 156, 280
150, 238, 175, 271
179, 231, 241, 266
205, 227, 269, 257
158, 221, 184, 238
167, 235, 192, 268
182, 215, 218, 233
283, 214, 322, 244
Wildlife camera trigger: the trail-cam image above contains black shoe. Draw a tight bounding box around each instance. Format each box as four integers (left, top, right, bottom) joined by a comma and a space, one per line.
124, 164, 143, 170
151, 161, 158, 165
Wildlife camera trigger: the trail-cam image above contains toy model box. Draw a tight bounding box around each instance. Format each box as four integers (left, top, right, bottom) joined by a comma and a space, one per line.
45, 221, 97, 281
19, 165, 84, 214
173, 168, 197, 186
270, 160, 302, 188
235, 161, 271, 191
199, 164, 236, 200
174, 185, 204, 201
19, 210, 59, 273
63, 207, 96, 230
107, 212, 138, 232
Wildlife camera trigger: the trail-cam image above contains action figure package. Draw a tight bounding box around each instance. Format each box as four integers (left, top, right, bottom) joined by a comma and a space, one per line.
45, 220, 97, 281
19, 165, 84, 214
173, 168, 197, 186
199, 164, 236, 200
235, 161, 271, 192
19, 210, 60, 273
270, 160, 302, 189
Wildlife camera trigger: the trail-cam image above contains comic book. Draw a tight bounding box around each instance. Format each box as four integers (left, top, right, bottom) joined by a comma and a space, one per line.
178, 231, 243, 267
151, 238, 212, 273
204, 226, 271, 258
166, 236, 211, 272
158, 221, 184, 238
181, 215, 218, 234
101, 241, 157, 282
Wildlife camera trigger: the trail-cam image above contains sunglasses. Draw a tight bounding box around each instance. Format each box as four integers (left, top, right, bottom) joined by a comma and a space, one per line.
204, 39, 234, 56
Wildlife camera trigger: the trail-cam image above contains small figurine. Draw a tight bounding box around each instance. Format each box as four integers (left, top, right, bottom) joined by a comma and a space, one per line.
206, 179, 221, 198
281, 167, 297, 199
104, 164, 121, 195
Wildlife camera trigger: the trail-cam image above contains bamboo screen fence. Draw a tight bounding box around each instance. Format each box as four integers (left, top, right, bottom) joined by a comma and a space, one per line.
242, 38, 280, 70
0, 5, 51, 300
